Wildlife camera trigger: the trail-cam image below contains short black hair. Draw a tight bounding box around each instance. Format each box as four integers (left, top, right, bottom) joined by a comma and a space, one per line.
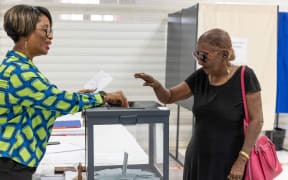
3, 4, 52, 42
35, 6, 52, 27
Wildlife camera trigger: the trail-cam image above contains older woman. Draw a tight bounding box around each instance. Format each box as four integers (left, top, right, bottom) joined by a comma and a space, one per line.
0, 4, 128, 180
135, 28, 263, 180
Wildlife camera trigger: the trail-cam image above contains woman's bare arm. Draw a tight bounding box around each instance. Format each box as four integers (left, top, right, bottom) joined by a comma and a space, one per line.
241, 91, 264, 154
134, 73, 192, 104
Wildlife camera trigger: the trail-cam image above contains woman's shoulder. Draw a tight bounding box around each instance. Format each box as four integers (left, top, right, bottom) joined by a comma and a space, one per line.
233, 65, 257, 76
190, 68, 205, 77
243, 65, 258, 77
242, 65, 261, 91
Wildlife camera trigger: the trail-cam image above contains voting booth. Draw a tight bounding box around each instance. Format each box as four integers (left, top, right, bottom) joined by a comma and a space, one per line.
166, 3, 278, 131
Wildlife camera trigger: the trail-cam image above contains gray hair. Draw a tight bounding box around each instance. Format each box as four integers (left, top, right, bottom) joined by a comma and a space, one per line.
198, 28, 235, 60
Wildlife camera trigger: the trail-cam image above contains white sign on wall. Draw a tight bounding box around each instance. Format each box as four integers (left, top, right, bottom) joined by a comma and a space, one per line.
231, 37, 248, 65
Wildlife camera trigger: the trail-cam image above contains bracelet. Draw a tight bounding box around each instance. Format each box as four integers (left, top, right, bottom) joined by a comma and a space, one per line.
239, 150, 250, 160
99, 91, 107, 104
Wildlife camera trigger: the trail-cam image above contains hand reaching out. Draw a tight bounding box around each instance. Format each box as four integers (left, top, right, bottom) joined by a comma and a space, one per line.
134, 73, 160, 88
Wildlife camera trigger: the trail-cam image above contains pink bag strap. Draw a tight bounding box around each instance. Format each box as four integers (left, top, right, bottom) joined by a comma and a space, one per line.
241, 66, 249, 136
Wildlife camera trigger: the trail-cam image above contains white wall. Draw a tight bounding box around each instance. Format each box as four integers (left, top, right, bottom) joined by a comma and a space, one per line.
0, 0, 286, 99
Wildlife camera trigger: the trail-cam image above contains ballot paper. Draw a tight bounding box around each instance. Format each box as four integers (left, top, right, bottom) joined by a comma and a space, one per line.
94, 152, 159, 180
84, 70, 112, 93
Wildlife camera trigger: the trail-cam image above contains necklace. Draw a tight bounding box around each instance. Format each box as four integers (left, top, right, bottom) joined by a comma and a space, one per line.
209, 66, 233, 85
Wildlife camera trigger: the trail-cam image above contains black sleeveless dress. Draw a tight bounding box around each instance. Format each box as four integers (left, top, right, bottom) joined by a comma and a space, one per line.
183, 66, 261, 180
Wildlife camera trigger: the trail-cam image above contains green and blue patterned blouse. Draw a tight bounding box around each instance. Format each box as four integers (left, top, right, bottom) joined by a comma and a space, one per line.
0, 50, 103, 167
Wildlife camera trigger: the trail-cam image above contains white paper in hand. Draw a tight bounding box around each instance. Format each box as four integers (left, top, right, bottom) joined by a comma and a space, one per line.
84, 71, 112, 92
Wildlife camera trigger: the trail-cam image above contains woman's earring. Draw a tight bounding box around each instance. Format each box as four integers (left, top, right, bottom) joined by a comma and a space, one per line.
24, 40, 28, 49
225, 61, 231, 75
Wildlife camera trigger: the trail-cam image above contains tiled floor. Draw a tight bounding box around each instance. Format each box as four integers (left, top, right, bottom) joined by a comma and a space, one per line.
275, 150, 288, 179
169, 156, 184, 180
169, 150, 288, 179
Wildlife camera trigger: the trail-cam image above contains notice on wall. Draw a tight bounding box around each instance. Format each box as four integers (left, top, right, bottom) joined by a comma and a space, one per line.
231, 37, 248, 64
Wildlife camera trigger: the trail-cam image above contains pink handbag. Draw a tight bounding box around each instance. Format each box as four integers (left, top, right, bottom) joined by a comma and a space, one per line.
241, 66, 282, 180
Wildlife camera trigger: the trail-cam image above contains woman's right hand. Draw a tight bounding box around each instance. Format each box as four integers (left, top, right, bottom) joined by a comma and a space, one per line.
134, 73, 160, 88
104, 91, 129, 108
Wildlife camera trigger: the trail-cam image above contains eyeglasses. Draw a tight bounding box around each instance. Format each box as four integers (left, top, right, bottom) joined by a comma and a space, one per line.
192, 50, 220, 63
36, 28, 53, 37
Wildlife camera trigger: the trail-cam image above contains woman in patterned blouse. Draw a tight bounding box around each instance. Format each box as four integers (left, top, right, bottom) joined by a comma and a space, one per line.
0, 4, 128, 180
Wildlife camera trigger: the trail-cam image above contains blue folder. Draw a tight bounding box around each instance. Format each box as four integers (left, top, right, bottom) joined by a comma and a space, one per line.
54, 120, 81, 128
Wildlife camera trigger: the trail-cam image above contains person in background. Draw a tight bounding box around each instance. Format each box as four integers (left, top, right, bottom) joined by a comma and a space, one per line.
135, 28, 263, 180
0, 4, 128, 180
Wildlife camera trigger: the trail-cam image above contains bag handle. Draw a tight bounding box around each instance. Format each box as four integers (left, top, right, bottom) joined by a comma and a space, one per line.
241, 66, 249, 136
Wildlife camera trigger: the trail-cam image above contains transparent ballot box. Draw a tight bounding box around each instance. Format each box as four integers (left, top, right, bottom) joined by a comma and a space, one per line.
83, 101, 170, 180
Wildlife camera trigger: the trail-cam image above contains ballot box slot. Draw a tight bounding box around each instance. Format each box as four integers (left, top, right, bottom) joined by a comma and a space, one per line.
119, 114, 138, 124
